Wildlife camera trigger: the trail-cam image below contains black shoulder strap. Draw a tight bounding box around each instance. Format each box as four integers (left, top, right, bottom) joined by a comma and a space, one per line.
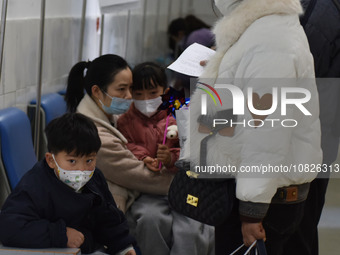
200, 131, 217, 167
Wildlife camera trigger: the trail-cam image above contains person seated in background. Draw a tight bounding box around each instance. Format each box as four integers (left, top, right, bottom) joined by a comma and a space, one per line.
168, 14, 215, 57
168, 15, 215, 97
117, 62, 180, 173
0, 113, 136, 255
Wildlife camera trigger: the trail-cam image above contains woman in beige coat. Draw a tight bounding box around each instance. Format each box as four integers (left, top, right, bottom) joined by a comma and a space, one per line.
65, 54, 215, 255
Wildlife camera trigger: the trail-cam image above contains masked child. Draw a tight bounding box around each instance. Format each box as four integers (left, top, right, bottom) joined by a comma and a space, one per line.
117, 62, 180, 172
0, 113, 137, 255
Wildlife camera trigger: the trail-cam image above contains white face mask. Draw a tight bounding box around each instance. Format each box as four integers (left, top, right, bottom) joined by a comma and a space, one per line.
52, 154, 95, 192
214, 0, 241, 15
134, 97, 163, 117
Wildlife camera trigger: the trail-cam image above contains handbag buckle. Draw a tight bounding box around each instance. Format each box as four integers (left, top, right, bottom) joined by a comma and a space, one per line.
187, 194, 199, 207
186, 170, 199, 178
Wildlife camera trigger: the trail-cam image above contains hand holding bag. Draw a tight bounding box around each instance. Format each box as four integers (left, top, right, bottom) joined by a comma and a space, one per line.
230, 240, 267, 255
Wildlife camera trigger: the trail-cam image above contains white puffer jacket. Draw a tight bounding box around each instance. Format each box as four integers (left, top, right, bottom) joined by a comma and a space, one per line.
185, 0, 322, 218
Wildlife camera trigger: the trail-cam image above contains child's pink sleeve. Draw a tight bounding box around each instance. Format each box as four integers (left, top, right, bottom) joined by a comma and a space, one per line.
126, 142, 151, 161
117, 115, 151, 160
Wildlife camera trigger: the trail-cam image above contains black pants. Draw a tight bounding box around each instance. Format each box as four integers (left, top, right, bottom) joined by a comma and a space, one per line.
283, 178, 329, 255
215, 200, 306, 255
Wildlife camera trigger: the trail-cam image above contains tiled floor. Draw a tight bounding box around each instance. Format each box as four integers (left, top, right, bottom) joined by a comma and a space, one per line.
319, 149, 340, 255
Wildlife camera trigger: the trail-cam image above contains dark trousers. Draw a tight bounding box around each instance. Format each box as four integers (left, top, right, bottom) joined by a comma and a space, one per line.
283, 178, 329, 255
215, 199, 243, 254
215, 200, 306, 255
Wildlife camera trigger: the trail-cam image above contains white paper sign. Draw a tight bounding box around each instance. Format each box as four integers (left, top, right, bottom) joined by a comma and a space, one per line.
167, 43, 215, 77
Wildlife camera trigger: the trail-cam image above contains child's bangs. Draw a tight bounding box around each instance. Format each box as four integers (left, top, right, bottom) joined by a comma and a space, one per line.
133, 74, 159, 91
65, 138, 100, 157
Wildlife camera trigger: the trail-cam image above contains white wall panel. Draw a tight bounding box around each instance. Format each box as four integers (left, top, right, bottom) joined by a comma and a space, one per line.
142, 0, 159, 61
42, 18, 81, 87
82, 16, 101, 61
169, 0, 181, 21
46, 0, 83, 18
125, 5, 144, 66
0, 95, 3, 109
6, 0, 40, 20
0, 0, 218, 110
3, 91, 15, 108
3, 19, 40, 94
102, 11, 129, 57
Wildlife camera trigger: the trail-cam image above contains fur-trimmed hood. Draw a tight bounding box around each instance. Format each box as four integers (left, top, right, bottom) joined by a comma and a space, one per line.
202, 0, 303, 80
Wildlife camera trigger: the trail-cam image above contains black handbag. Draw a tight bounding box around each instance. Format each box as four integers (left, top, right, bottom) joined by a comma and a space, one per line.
168, 109, 236, 226
168, 160, 235, 226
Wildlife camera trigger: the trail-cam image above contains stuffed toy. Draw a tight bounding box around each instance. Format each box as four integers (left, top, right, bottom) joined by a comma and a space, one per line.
166, 125, 178, 139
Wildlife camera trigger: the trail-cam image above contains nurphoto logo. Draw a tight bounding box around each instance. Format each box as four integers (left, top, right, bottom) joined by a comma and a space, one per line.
198, 82, 312, 128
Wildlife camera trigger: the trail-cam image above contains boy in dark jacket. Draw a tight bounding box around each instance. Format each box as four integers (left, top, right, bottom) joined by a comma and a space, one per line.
0, 113, 136, 255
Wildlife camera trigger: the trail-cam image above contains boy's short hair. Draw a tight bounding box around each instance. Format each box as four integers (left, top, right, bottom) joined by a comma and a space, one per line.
132, 62, 168, 91
45, 113, 101, 156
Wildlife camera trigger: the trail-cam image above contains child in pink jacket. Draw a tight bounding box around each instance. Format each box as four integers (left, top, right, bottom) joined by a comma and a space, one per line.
117, 62, 180, 172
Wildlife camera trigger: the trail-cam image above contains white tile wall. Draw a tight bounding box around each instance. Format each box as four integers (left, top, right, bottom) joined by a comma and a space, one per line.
1, 17, 81, 108
3, 92, 15, 108
125, 10, 144, 66
3, 19, 40, 93
42, 18, 81, 85
102, 12, 129, 58
15, 88, 30, 112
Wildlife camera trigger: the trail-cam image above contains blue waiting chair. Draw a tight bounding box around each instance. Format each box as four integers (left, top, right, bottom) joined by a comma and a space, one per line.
27, 93, 67, 160
58, 89, 66, 96
0, 108, 37, 207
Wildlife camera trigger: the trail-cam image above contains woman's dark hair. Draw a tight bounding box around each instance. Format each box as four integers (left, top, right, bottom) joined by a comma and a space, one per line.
168, 15, 211, 37
45, 113, 101, 156
65, 54, 130, 113
132, 62, 167, 91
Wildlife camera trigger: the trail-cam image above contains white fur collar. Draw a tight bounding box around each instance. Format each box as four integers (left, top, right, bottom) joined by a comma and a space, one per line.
77, 94, 128, 144
201, 0, 302, 80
